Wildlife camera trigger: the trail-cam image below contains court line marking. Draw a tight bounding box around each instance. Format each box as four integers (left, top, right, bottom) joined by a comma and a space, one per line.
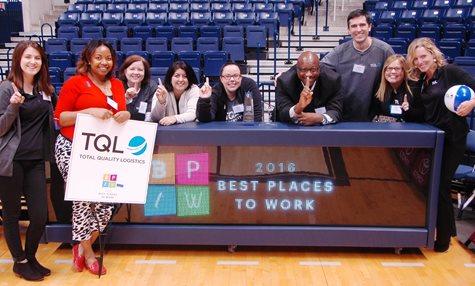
217, 261, 259, 265
464, 263, 475, 268
55, 260, 72, 264
381, 262, 425, 267
135, 260, 177, 265
299, 261, 342, 266
0, 259, 13, 264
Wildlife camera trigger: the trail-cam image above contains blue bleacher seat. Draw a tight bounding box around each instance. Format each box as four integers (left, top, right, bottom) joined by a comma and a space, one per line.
233, 3, 253, 12
373, 25, 394, 41
235, 12, 257, 26
190, 2, 210, 12
439, 38, 465, 61
418, 9, 443, 26
454, 56, 475, 76
442, 7, 471, 25
171, 37, 194, 53
125, 51, 150, 61
177, 51, 201, 70
45, 38, 68, 54
151, 51, 175, 68
123, 12, 145, 29
148, 3, 168, 13
223, 25, 244, 38
454, 0, 474, 7
212, 12, 234, 26
57, 12, 80, 27
127, 3, 147, 13
210, 2, 232, 12
432, 0, 455, 9
397, 10, 422, 25
67, 3, 85, 12
48, 51, 73, 71
178, 26, 199, 42
190, 12, 212, 26
418, 23, 442, 42
254, 3, 274, 13
120, 37, 143, 53
78, 12, 102, 27
101, 12, 124, 28
257, 12, 279, 38
391, 0, 412, 10
444, 23, 468, 40
63, 66, 77, 82
246, 25, 267, 49
106, 3, 126, 13
150, 67, 168, 82
106, 26, 128, 40
466, 39, 475, 56
276, 3, 294, 29
57, 26, 80, 40
410, 0, 434, 10
116, 51, 125, 69
168, 12, 190, 26
146, 12, 168, 26
86, 3, 107, 13
200, 26, 221, 39
146, 37, 168, 53
155, 26, 176, 42
203, 51, 228, 78
76, 0, 94, 4
49, 67, 62, 84
373, 1, 390, 11
376, 10, 401, 27
386, 37, 409, 54
103, 38, 118, 51
81, 26, 104, 39
197, 37, 219, 53
132, 26, 154, 41
222, 37, 245, 62
169, 2, 189, 13
396, 23, 417, 42
70, 38, 92, 54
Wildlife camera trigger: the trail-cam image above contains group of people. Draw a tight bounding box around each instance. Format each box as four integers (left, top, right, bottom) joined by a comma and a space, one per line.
1, 7, 475, 281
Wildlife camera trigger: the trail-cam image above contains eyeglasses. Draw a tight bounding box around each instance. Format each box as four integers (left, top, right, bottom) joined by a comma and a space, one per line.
297, 67, 320, 74
221, 74, 241, 80
385, 67, 402, 72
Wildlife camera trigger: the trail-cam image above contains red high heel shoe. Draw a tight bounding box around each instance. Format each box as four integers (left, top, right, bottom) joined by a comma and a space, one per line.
85, 259, 107, 275
72, 244, 85, 272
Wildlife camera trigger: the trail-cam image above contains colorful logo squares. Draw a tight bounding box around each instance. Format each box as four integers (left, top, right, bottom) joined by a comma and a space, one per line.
175, 153, 209, 185
144, 185, 177, 216
102, 174, 118, 188
176, 186, 210, 217
149, 153, 176, 185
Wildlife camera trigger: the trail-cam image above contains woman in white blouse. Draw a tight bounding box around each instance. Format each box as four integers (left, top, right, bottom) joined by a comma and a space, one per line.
151, 61, 199, 125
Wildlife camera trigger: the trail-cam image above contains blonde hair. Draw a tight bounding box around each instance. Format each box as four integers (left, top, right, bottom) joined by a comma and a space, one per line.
375, 54, 412, 102
406, 37, 446, 81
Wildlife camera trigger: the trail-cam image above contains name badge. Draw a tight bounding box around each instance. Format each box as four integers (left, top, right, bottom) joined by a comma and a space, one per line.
315, 107, 326, 114
107, 96, 118, 110
352, 64, 365, 74
233, 104, 244, 113
138, 101, 147, 114
390, 104, 402, 115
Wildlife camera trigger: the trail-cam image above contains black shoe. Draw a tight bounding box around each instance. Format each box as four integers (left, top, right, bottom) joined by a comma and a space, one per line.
28, 257, 51, 276
13, 261, 44, 281
434, 241, 450, 253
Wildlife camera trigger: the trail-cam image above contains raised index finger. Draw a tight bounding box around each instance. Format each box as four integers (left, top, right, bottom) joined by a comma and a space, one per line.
305, 77, 310, 89
158, 78, 162, 86
205, 77, 209, 87
11, 82, 19, 93
404, 94, 408, 103
134, 81, 140, 90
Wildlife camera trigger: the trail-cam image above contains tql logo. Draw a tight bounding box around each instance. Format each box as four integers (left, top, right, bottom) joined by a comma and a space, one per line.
81, 133, 147, 156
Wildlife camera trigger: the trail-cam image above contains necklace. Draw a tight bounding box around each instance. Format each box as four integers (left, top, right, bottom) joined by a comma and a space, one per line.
88, 73, 111, 95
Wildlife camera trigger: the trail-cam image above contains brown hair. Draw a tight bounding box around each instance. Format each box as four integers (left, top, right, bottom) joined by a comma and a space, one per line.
8, 40, 54, 95
118, 55, 151, 87
375, 54, 412, 102
76, 39, 118, 79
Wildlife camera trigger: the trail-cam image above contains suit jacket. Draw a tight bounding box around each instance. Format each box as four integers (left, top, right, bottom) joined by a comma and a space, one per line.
275, 65, 343, 123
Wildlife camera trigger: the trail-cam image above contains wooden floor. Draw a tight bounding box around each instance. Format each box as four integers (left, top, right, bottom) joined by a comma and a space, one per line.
1, 224, 474, 286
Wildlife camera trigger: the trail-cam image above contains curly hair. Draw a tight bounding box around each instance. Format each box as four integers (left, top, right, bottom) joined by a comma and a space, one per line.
406, 37, 446, 81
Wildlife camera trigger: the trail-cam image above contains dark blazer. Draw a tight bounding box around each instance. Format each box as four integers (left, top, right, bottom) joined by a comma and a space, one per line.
275, 65, 343, 123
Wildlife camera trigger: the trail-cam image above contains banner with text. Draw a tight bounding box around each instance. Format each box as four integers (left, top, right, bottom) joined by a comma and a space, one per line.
65, 114, 157, 203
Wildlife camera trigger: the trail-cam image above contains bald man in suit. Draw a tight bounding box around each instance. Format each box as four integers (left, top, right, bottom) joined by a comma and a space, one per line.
275, 51, 343, 125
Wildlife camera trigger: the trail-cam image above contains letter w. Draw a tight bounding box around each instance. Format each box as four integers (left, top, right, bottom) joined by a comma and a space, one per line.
185, 192, 202, 208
